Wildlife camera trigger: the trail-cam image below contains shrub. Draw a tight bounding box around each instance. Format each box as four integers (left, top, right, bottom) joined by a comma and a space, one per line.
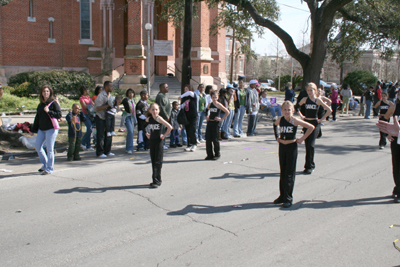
12, 82, 36, 98
8, 70, 95, 97
343, 70, 378, 95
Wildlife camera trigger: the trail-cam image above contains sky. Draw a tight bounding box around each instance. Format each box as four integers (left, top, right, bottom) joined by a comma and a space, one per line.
251, 1, 311, 56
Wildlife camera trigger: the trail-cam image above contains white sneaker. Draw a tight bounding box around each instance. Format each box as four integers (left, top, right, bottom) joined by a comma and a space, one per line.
197, 140, 201, 144
107, 132, 112, 137
126, 150, 133, 154
240, 133, 247, 138
184, 147, 192, 152
106, 152, 115, 156
111, 131, 117, 136
87, 147, 95, 151
98, 154, 107, 158
163, 145, 169, 150
190, 145, 197, 152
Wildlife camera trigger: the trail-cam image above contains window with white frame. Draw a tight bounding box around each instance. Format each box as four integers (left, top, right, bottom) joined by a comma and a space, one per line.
78, 0, 94, 45
225, 39, 230, 51
48, 17, 55, 43
28, 0, 36, 22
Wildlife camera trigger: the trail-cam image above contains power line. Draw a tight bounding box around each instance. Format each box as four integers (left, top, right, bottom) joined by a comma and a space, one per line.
278, 2, 309, 13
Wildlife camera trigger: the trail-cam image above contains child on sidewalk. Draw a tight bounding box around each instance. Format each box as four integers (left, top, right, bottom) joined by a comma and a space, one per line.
205, 91, 229, 160
105, 95, 122, 137
170, 101, 183, 148
65, 103, 86, 161
145, 103, 172, 188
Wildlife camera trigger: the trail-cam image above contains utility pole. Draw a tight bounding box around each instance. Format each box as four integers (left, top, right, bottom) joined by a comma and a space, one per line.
181, 0, 192, 93
229, 27, 236, 84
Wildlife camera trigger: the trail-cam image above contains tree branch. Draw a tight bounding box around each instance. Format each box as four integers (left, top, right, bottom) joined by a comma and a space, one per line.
224, 0, 310, 66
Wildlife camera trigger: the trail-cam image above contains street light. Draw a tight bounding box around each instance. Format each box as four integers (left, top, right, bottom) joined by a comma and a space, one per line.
145, 23, 152, 95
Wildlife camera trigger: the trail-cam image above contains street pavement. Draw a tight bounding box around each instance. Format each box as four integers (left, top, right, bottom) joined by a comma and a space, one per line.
1, 113, 400, 266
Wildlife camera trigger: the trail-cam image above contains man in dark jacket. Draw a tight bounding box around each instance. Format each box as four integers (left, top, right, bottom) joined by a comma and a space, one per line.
136, 90, 150, 151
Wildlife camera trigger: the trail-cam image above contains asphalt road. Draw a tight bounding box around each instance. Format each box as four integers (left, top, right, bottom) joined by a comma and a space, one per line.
1, 114, 400, 267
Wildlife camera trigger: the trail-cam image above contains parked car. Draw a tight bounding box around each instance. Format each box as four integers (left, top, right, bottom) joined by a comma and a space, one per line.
260, 83, 277, 92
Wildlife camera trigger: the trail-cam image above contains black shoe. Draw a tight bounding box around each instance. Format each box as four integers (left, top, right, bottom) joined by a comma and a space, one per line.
73, 157, 82, 161
273, 197, 283, 204
176, 144, 182, 147
41, 171, 50, 175
205, 157, 214, 160
303, 169, 313, 174
67, 158, 73, 162
38, 168, 45, 172
214, 154, 221, 159
170, 144, 177, 148
234, 135, 241, 138
282, 202, 292, 208
150, 183, 160, 188
394, 197, 400, 203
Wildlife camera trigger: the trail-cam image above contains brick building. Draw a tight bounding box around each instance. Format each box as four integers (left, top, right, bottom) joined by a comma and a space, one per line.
0, 0, 245, 91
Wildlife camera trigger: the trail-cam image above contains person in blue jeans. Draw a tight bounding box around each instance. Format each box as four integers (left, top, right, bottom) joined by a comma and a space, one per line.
121, 88, 137, 154
233, 79, 249, 137
169, 101, 183, 148
194, 84, 207, 142
260, 91, 282, 118
79, 86, 94, 151
31, 84, 62, 175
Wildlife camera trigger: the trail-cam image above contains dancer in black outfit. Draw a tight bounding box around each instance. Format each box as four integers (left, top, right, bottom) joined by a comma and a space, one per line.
145, 103, 172, 188
274, 101, 315, 208
374, 92, 393, 149
298, 83, 332, 174
381, 91, 400, 203
205, 91, 229, 160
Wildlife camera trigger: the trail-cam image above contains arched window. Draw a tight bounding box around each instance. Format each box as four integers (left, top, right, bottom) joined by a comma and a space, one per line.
78, 0, 94, 45
28, 0, 36, 22
48, 17, 55, 43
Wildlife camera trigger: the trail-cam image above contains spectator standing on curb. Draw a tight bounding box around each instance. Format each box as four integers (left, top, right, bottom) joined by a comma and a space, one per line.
194, 84, 206, 142
247, 80, 260, 136
31, 84, 62, 175
79, 86, 94, 151
340, 84, 352, 114
233, 78, 248, 138
329, 83, 339, 121
136, 90, 150, 151
179, 84, 198, 152
373, 81, 382, 118
94, 81, 114, 158
155, 83, 172, 150
285, 82, 296, 103
121, 88, 137, 154
365, 86, 374, 119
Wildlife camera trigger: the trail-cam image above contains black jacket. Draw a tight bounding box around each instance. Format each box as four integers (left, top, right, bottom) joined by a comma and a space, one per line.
181, 94, 198, 121
31, 100, 62, 133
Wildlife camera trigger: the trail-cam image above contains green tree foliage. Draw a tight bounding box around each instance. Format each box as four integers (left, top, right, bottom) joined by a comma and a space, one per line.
274, 75, 291, 91
161, 0, 400, 88
329, 0, 400, 65
0, 0, 13, 6
8, 70, 95, 98
158, 0, 279, 60
343, 70, 378, 96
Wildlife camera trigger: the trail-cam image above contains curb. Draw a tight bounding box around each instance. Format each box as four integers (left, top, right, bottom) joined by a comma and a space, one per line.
1, 140, 126, 161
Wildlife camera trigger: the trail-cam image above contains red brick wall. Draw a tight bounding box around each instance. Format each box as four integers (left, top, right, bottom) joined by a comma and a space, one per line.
0, 0, 106, 69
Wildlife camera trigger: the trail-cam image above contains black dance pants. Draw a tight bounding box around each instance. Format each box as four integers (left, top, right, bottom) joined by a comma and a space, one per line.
379, 117, 389, 147
206, 121, 220, 158
304, 119, 320, 170
150, 138, 164, 185
279, 142, 298, 203
390, 138, 400, 196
